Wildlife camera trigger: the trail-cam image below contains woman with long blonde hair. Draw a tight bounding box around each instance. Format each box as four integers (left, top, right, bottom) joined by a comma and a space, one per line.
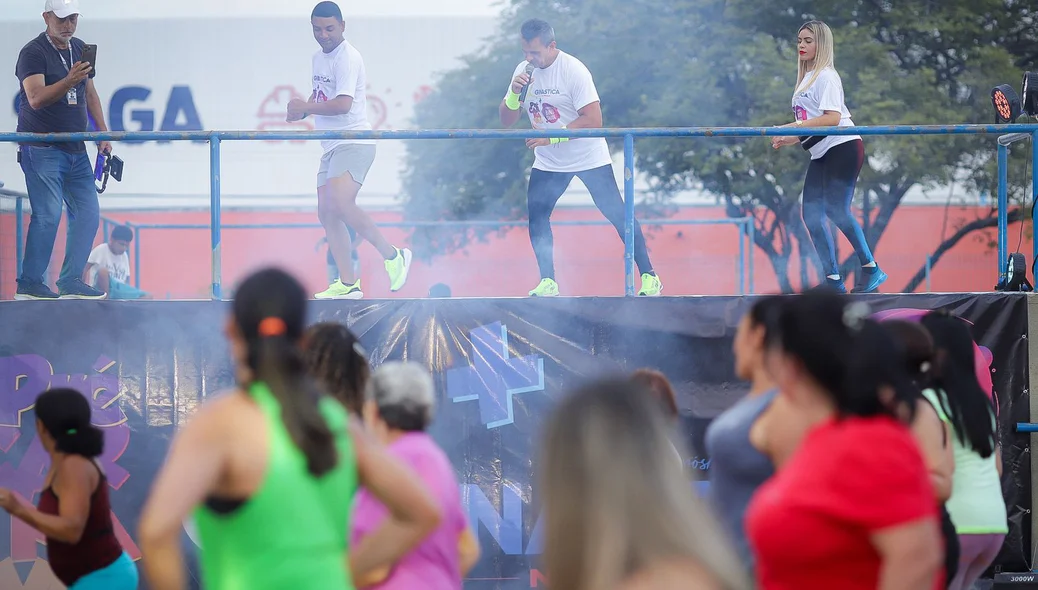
538, 378, 750, 590
772, 20, 886, 294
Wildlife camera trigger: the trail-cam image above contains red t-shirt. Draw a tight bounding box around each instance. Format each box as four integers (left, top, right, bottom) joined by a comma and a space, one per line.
746, 416, 939, 590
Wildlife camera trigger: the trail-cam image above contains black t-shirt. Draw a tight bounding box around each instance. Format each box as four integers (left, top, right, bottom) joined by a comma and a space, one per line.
15, 33, 96, 153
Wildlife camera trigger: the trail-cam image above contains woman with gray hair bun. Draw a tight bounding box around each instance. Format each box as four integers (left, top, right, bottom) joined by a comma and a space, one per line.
351, 362, 481, 589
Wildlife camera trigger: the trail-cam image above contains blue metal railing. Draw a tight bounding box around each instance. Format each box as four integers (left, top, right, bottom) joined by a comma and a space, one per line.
997, 132, 1037, 285
2, 123, 1037, 298
0, 187, 26, 277
99, 217, 756, 296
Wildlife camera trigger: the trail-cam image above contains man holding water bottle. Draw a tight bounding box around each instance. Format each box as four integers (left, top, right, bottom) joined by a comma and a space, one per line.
14, 0, 110, 300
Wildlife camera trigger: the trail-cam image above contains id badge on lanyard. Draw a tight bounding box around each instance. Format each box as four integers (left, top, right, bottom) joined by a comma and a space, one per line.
49, 37, 77, 105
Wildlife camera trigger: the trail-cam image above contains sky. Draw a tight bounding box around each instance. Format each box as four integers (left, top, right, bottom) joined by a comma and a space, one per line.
0, 0, 504, 20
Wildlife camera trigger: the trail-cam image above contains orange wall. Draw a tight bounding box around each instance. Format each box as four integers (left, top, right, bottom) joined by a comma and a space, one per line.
0, 205, 1028, 300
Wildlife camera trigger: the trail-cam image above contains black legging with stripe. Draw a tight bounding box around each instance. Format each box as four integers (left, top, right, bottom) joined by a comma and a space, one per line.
527, 164, 653, 280
802, 139, 874, 276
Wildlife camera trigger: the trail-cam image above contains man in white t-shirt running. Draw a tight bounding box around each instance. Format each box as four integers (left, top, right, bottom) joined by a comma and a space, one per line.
500, 19, 662, 297
286, 1, 412, 300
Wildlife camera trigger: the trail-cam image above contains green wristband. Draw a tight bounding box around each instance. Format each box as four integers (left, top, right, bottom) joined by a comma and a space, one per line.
505, 90, 521, 111
549, 137, 569, 145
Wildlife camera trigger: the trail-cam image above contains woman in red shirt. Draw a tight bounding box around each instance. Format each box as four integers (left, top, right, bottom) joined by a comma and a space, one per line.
746, 292, 942, 590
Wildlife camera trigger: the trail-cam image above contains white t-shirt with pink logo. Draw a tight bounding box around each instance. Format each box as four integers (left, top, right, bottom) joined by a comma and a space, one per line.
791, 67, 860, 160
311, 39, 372, 152
505, 51, 613, 173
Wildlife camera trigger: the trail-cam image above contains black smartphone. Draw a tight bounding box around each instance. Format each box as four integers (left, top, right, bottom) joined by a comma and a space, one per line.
80, 44, 97, 71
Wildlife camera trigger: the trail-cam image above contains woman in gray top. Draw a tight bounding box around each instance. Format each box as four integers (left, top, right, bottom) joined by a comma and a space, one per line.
705, 296, 784, 567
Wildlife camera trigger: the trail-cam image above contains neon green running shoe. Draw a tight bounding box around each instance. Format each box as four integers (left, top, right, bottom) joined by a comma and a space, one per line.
529, 278, 560, 297
638, 273, 663, 297
385, 248, 413, 292
314, 279, 363, 300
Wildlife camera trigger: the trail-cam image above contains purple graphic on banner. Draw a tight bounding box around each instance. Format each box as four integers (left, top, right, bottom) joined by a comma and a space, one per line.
447, 323, 545, 429
871, 308, 997, 412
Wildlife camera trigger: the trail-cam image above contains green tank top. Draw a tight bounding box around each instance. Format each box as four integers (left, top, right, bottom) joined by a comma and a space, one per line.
193, 382, 359, 589
921, 388, 1008, 534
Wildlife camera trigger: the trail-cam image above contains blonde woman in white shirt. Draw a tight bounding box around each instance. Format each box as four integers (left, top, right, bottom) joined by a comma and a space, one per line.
772, 21, 887, 294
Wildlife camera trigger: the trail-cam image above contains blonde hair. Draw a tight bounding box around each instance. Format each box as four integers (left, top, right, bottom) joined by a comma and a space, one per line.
538, 378, 750, 590
795, 20, 836, 96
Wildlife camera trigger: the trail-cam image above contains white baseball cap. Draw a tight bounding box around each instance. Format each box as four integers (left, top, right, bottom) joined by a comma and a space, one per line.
44, 0, 81, 18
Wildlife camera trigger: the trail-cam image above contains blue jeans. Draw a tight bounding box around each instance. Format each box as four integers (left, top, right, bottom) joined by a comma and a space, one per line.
107, 278, 148, 300
17, 146, 99, 288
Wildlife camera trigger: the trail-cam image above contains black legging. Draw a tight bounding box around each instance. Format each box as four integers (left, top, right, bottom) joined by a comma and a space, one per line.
802, 139, 873, 277
527, 164, 653, 280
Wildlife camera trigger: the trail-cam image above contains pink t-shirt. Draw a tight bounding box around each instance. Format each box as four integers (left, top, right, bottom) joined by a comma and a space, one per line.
351, 432, 467, 590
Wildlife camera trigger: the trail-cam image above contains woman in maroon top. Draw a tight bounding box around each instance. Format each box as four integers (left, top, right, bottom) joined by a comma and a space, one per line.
745, 292, 943, 590
0, 388, 137, 589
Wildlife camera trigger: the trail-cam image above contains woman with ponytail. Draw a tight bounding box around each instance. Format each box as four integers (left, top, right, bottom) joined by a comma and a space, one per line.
920, 312, 1007, 590
882, 319, 959, 588
139, 267, 441, 590
0, 388, 137, 589
746, 291, 942, 589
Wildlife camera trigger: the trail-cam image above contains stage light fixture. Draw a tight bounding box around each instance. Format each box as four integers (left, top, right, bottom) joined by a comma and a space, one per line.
1021, 71, 1038, 117
992, 84, 1022, 124
996, 252, 1032, 292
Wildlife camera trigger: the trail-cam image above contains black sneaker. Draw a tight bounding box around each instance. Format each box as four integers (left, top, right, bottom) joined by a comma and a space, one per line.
14, 282, 59, 301
57, 280, 107, 300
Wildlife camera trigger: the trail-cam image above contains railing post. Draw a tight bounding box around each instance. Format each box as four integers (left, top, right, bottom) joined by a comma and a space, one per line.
997, 143, 1008, 283
748, 219, 755, 295
623, 134, 635, 296
210, 134, 222, 300
1033, 132, 1038, 266
737, 221, 745, 295
15, 198, 24, 279
133, 224, 141, 290
925, 254, 932, 293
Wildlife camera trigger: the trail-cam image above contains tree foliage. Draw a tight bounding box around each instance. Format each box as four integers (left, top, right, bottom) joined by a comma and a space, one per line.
402, 0, 1030, 291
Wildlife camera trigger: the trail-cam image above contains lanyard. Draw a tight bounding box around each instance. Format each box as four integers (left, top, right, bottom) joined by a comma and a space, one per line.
45, 34, 74, 73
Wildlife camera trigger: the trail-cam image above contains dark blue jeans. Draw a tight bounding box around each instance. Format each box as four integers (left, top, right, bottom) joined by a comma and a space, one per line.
17, 146, 99, 288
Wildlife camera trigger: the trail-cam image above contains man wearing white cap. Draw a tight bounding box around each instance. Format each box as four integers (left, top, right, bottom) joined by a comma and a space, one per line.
14, 0, 111, 301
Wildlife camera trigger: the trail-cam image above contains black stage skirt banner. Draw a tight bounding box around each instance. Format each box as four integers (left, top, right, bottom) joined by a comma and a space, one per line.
0, 293, 1029, 589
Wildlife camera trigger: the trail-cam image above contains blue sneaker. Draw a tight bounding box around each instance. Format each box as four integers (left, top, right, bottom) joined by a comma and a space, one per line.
824, 277, 847, 293
852, 266, 888, 293
14, 281, 59, 300
57, 279, 107, 300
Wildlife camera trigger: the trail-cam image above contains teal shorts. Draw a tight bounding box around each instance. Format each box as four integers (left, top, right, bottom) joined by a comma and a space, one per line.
69, 552, 138, 590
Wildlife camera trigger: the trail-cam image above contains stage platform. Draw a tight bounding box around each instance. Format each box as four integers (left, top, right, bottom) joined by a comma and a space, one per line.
0, 293, 1033, 589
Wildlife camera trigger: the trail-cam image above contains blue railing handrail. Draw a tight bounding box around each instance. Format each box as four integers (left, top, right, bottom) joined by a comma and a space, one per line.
4, 125, 1036, 299
98, 216, 757, 296
0, 188, 27, 199
1, 124, 1038, 143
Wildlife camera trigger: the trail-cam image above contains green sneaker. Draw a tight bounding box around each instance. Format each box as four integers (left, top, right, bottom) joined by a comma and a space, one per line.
314, 279, 363, 300
638, 273, 663, 297
529, 278, 560, 297
385, 248, 413, 292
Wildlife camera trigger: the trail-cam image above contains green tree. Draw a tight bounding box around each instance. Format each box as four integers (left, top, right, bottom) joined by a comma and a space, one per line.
726, 0, 1030, 288
401, 0, 1026, 292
